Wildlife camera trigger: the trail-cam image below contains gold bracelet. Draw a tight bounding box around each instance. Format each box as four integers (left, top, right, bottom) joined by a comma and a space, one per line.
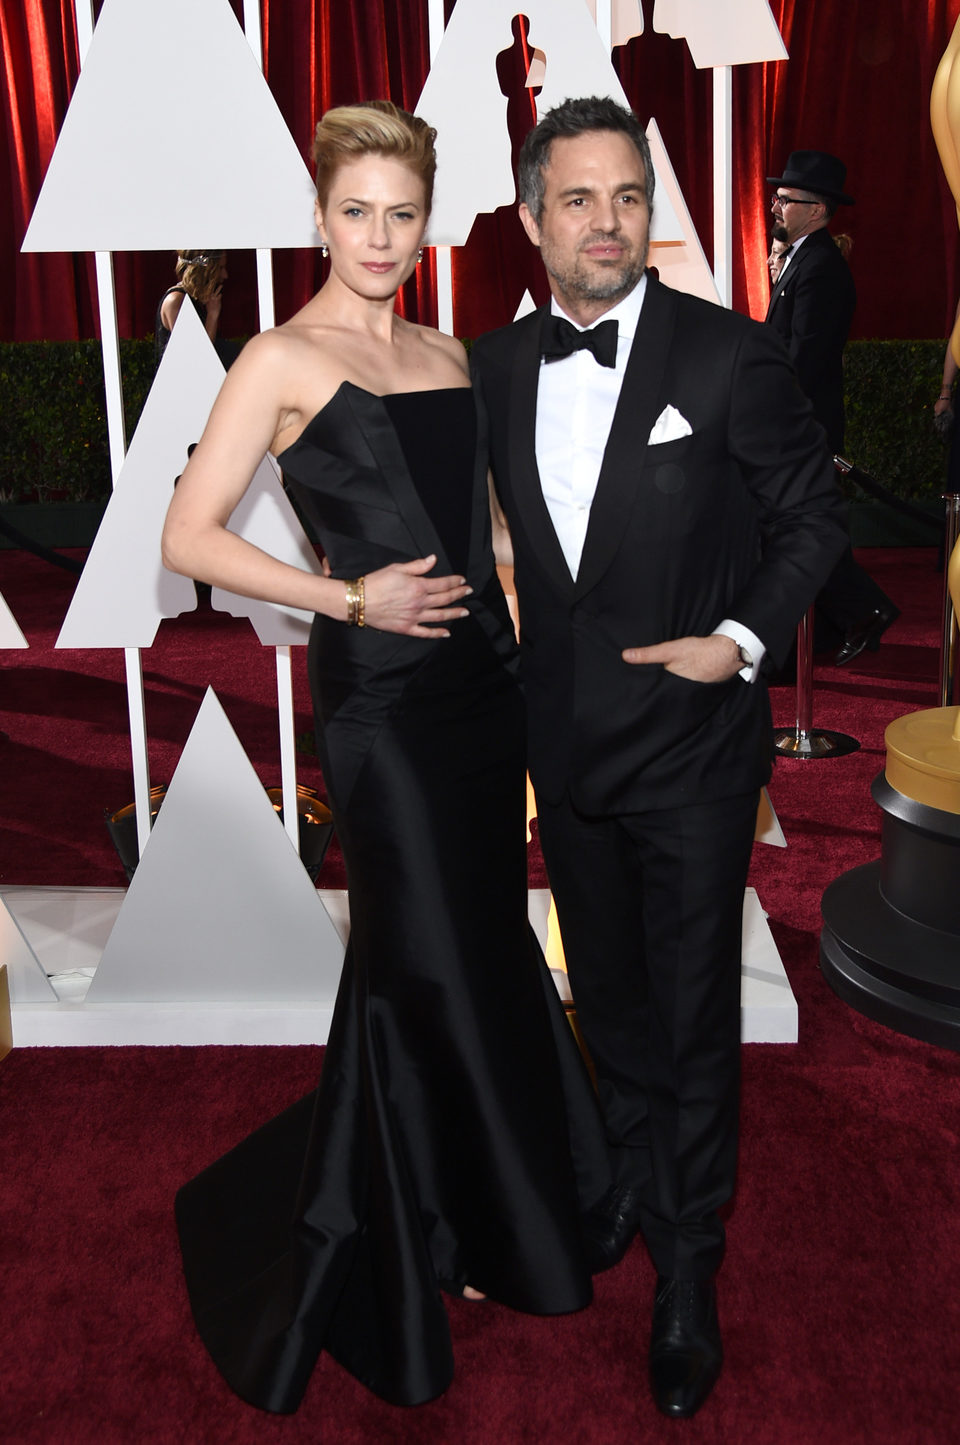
344, 577, 366, 627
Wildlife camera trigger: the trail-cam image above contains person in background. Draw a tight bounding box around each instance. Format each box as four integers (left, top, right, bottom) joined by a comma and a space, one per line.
833, 232, 854, 262
155, 249, 227, 365
766, 234, 789, 286
765, 150, 898, 665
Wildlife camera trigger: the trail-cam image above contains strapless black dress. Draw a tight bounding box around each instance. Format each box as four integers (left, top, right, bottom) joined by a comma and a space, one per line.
174, 384, 611, 1412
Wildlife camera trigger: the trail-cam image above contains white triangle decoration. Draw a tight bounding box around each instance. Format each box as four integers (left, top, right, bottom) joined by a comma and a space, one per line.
56, 300, 216, 648
755, 787, 787, 848
0, 591, 27, 648
87, 688, 344, 1003
653, 0, 787, 69
55, 302, 319, 649
417, 0, 630, 247
418, 0, 681, 248
211, 454, 319, 645
0, 898, 57, 1003
646, 118, 722, 304
513, 290, 538, 321
22, 0, 318, 252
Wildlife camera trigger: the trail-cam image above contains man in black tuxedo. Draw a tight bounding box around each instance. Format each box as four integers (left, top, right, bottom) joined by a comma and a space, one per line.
765, 150, 898, 662
472, 98, 846, 1419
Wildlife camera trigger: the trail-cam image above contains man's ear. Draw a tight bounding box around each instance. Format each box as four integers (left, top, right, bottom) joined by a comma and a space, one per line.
518, 203, 541, 248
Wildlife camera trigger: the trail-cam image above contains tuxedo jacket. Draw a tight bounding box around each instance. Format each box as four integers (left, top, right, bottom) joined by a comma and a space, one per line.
764, 227, 856, 452
472, 275, 847, 817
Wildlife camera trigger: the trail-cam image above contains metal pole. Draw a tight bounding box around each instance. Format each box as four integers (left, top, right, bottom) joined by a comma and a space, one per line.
74, 3, 153, 854
426, 0, 454, 335
939, 493, 960, 706
713, 67, 733, 308
773, 608, 860, 759
795, 604, 814, 737
243, 0, 298, 851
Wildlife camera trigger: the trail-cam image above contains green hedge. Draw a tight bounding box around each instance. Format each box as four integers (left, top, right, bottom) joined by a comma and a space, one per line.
0, 339, 156, 503
0, 335, 953, 504
842, 339, 949, 499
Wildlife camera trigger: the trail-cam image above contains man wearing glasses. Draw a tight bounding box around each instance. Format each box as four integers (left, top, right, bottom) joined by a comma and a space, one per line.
765, 150, 898, 664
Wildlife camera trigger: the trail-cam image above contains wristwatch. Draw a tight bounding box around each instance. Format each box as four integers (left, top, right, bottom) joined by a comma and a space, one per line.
736, 642, 754, 669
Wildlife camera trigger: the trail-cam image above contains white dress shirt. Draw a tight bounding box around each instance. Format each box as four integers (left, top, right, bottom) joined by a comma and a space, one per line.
535, 281, 764, 682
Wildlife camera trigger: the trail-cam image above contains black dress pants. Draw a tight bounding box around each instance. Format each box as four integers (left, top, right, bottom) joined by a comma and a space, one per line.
536, 788, 759, 1280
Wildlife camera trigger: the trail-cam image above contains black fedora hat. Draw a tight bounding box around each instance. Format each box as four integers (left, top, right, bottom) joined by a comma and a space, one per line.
766, 150, 854, 206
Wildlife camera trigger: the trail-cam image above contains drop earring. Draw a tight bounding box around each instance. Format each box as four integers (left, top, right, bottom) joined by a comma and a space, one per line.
321, 242, 329, 259
417, 248, 423, 263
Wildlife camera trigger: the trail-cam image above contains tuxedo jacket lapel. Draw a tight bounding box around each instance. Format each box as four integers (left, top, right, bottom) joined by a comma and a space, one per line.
574, 277, 678, 601
507, 308, 576, 595
766, 231, 830, 318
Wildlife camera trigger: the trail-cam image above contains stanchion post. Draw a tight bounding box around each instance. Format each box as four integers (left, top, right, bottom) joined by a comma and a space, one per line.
771, 461, 861, 759
939, 493, 960, 707
773, 607, 860, 759
795, 604, 814, 736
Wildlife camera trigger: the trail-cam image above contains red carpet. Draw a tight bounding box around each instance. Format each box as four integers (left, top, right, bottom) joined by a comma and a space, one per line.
2, 546, 959, 1443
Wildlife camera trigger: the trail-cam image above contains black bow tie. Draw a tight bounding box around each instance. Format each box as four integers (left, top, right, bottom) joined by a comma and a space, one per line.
541, 315, 619, 369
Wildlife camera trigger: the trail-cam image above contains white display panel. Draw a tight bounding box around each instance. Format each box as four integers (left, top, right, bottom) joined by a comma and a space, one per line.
0, 898, 57, 1003
55, 301, 319, 649
0, 592, 27, 648
418, 0, 632, 247
56, 299, 216, 648
585, 0, 645, 48
22, 0, 319, 253
653, 0, 787, 68
646, 118, 722, 304
6, 886, 795, 1045
210, 454, 319, 646
86, 688, 344, 1004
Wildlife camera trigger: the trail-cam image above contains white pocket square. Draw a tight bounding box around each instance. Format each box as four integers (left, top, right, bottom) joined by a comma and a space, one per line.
647, 404, 693, 445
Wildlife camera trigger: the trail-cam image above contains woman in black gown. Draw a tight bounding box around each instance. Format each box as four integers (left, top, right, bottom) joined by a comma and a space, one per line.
161, 101, 611, 1415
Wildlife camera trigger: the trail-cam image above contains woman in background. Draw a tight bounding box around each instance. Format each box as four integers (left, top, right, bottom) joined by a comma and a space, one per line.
155, 249, 227, 365
162, 101, 609, 1416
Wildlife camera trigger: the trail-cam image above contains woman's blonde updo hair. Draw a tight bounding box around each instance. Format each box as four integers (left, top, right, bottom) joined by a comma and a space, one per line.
175, 250, 224, 305
310, 100, 437, 215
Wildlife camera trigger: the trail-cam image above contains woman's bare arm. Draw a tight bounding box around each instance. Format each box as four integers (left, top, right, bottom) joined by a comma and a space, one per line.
159, 289, 185, 333
162, 334, 472, 637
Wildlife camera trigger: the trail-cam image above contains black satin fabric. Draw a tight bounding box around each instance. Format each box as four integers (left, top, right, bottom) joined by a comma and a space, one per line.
174, 384, 612, 1412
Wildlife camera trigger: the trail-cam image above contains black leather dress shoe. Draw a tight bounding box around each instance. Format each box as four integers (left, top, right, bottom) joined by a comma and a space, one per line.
581, 1182, 646, 1272
835, 603, 900, 665
649, 1276, 722, 1419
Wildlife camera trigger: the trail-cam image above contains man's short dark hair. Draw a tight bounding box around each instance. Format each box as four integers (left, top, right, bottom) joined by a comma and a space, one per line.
517, 96, 655, 224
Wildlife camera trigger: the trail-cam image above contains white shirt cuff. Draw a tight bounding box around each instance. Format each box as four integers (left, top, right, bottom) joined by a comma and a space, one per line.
713, 619, 766, 683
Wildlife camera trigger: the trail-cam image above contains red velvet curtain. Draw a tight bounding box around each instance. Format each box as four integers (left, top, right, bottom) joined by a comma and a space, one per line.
0, 0, 94, 338
2, 0, 960, 343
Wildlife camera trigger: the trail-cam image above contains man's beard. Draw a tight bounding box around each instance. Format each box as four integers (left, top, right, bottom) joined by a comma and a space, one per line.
772, 222, 789, 244
542, 234, 648, 306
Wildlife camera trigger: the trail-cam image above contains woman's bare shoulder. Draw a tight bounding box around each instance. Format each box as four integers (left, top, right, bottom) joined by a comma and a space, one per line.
231, 316, 341, 389
410, 323, 471, 380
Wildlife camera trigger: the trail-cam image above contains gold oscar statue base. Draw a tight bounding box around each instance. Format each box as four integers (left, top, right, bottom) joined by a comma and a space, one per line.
820, 703, 960, 1049
883, 706, 960, 814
